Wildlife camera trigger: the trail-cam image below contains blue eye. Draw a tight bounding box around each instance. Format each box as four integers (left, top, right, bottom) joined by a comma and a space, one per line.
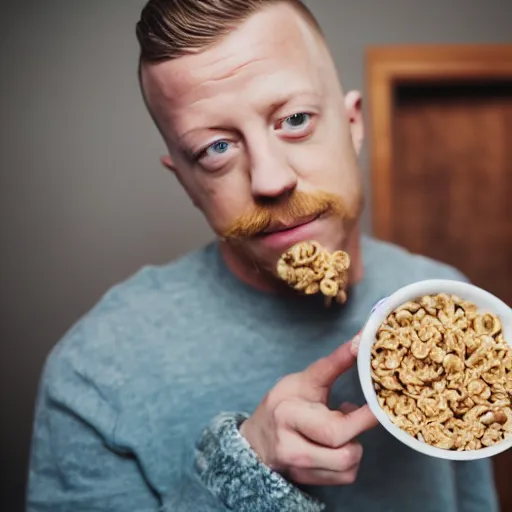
206, 140, 230, 156
283, 113, 311, 129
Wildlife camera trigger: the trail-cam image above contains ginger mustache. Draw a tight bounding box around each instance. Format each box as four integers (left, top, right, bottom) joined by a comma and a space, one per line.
220, 190, 352, 240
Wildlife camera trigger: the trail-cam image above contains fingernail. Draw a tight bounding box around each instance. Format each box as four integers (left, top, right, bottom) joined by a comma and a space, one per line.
350, 332, 362, 356
340, 402, 359, 414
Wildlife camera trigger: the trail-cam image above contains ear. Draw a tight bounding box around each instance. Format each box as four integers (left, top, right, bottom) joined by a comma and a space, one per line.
160, 154, 177, 173
344, 90, 364, 155
160, 154, 202, 208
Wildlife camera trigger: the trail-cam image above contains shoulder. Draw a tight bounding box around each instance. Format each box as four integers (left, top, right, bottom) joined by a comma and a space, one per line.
362, 235, 468, 286
41, 244, 217, 400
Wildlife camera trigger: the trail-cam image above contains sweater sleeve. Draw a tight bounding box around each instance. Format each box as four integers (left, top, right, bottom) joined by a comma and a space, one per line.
453, 460, 499, 512
195, 412, 325, 512
27, 356, 324, 512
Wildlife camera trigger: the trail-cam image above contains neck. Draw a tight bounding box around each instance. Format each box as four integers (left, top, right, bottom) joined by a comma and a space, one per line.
219, 225, 365, 295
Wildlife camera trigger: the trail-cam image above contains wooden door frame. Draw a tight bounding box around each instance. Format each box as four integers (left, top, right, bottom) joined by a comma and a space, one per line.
366, 44, 512, 240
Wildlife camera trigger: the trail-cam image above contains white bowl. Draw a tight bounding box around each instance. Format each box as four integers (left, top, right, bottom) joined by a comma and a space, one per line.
357, 279, 512, 461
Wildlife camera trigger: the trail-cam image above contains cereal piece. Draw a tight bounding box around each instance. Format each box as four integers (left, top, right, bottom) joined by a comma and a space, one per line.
395, 395, 416, 416
331, 250, 350, 273
432, 408, 454, 424
479, 411, 497, 426
474, 313, 502, 337
395, 301, 422, 314
490, 397, 510, 409
392, 415, 421, 437
464, 405, 496, 425
277, 241, 350, 306
408, 408, 424, 426
384, 392, 399, 410
417, 396, 440, 417
467, 379, 492, 406
371, 293, 512, 451
466, 439, 482, 450
438, 310, 454, 327
444, 330, 466, 357
430, 345, 447, 364
404, 384, 423, 397
289, 240, 321, 266
411, 340, 433, 360
501, 409, 512, 433
398, 360, 424, 386
414, 307, 427, 320
304, 282, 320, 295
374, 334, 401, 351
464, 331, 482, 355
432, 379, 447, 393
386, 315, 400, 330
380, 375, 404, 391
293, 268, 315, 291
506, 374, 512, 394
481, 428, 502, 447
384, 349, 406, 370
421, 423, 455, 450
336, 290, 347, 305
395, 310, 414, 327
320, 278, 338, 297
443, 354, 464, 374
420, 295, 437, 316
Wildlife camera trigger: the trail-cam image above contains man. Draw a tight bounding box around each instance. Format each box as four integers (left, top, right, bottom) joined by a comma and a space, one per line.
26, 1, 499, 511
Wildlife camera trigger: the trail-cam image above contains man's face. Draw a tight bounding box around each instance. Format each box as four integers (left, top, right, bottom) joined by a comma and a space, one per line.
141, 3, 364, 276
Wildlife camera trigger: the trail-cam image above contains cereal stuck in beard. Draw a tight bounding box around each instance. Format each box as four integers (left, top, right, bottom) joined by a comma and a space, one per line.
371, 293, 512, 451
277, 240, 351, 306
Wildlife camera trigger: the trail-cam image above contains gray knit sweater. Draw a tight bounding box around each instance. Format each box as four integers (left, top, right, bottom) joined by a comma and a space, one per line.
26, 236, 499, 511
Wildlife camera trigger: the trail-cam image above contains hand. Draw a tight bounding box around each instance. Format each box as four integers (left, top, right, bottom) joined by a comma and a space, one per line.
239, 334, 378, 486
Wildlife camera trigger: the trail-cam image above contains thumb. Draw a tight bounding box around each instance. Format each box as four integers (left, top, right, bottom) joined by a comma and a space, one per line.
303, 341, 356, 390
340, 402, 360, 415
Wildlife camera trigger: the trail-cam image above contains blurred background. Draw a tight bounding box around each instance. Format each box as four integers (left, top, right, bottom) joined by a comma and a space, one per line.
1, 1, 511, 510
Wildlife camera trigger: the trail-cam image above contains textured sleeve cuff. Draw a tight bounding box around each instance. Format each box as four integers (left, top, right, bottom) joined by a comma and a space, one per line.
194, 412, 325, 512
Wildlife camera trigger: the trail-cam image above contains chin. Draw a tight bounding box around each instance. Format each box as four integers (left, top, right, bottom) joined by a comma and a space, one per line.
310, 230, 347, 255
248, 218, 351, 274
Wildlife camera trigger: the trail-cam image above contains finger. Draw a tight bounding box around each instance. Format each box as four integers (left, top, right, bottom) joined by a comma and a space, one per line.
288, 464, 360, 486
350, 332, 362, 357
285, 402, 345, 446
279, 436, 362, 480
287, 402, 378, 448
308, 441, 363, 472
338, 404, 379, 443
340, 402, 359, 414
277, 433, 363, 473
303, 341, 356, 389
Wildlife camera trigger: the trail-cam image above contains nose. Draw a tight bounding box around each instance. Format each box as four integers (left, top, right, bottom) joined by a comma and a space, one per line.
249, 137, 297, 201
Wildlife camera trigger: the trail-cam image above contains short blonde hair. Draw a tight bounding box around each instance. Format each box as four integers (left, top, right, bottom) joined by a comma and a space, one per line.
136, 0, 322, 63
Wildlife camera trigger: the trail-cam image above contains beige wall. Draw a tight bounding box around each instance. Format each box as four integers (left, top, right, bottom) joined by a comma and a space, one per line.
1, 0, 510, 508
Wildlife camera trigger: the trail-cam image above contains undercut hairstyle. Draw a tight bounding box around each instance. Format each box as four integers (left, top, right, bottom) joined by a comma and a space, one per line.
136, 0, 323, 64
135, 0, 323, 133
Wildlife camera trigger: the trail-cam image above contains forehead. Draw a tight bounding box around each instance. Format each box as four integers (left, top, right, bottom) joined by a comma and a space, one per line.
141, 4, 328, 137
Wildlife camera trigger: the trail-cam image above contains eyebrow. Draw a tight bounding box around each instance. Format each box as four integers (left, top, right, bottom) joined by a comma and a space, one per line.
177, 89, 321, 145
268, 90, 320, 112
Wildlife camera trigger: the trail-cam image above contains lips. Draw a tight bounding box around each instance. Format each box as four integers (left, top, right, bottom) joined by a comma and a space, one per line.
260, 213, 321, 236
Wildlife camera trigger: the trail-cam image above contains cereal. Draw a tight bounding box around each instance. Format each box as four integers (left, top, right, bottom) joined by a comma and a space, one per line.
371, 293, 512, 451
277, 241, 350, 306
